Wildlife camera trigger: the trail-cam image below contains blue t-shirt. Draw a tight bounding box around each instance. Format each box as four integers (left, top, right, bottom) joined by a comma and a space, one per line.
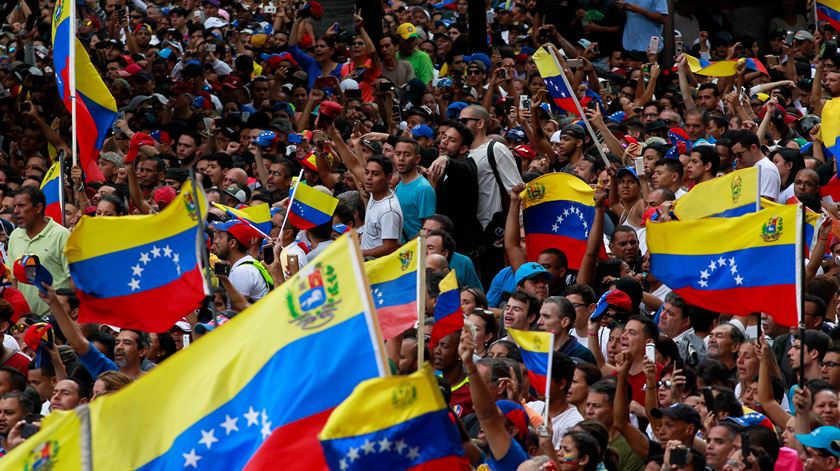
451, 252, 483, 291
486, 267, 516, 308
79, 342, 119, 378
395, 176, 436, 241
622, 0, 669, 52
486, 439, 528, 471
288, 45, 343, 90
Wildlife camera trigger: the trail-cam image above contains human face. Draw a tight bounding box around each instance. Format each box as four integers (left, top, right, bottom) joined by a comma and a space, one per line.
461, 290, 477, 314
432, 331, 460, 372
708, 325, 735, 361
204, 160, 225, 187
559, 134, 580, 157
658, 302, 687, 338
820, 351, 840, 388
652, 164, 677, 190
0, 398, 25, 435
364, 161, 389, 195
620, 319, 647, 356
794, 170, 820, 197
736, 343, 759, 383
398, 338, 418, 374
379, 37, 396, 59
685, 152, 709, 181
96, 200, 119, 217
573, 159, 597, 183
567, 368, 589, 405
469, 313, 492, 350
438, 126, 464, 157
642, 105, 659, 124
50, 379, 84, 411
13, 192, 42, 229
267, 163, 291, 194
313, 39, 334, 62
773, 153, 793, 183
617, 174, 639, 200
425, 235, 447, 258
538, 301, 564, 334
136, 159, 161, 187
803, 447, 839, 471
685, 114, 705, 140
742, 380, 759, 409
115, 331, 145, 370
658, 416, 691, 442
393, 142, 418, 175
813, 390, 840, 426
176, 135, 197, 160
28, 368, 55, 401
607, 326, 624, 363
697, 89, 719, 111
610, 231, 639, 264
643, 148, 660, 175
503, 297, 531, 330
522, 277, 549, 302
706, 425, 736, 469
488, 342, 511, 358
458, 109, 483, 136
585, 391, 612, 425
559, 435, 584, 470
731, 143, 759, 168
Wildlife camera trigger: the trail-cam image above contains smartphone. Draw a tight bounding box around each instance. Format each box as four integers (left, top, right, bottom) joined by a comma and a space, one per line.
519, 95, 530, 110
213, 262, 230, 277
313, 130, 327, 145
504, 96, 514, 112
182, 334, 191, 348
207, 43, 216, 53
21, 422, 39, 439
702, 387, 716, 414
287, 254, 299, 275
647, 36, 660, 55
592, 42, 599, 55
485, 10, 494, 25
674, 37, 684, 56
674, 354, 684, 372
566, 58, 584, 68
203, 117, 214, 132
785, 31, 794, 46
634, 156, 645, 176
377, 81, 396, 93
741, 431, 751, 460
496, 68, 508, 80
766, 55, 780, 66
671, 447, 689, 466
645, 342, 656, 363
264, 4, 277, 14
262, 244, 275, 265
194, 10, 202, 19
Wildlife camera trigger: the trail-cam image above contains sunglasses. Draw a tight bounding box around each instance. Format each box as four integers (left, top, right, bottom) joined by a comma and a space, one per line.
467, 69, 484, 75
459, 117, 480, 124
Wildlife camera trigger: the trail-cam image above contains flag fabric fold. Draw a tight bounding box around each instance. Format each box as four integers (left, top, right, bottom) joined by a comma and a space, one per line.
319, 367, 469, 471
64, 181, 207, 331
212, 202, 273, 236
41, 161, 63, 225
0, 407, 83, 469
429, 270, 463, 350
520, 173, 596, 269
533, 47, 580, 116
647, 204, 799, 326
289, 181, 339, 230
817, 0, 840, 31
684, 55, 738, 77
365, 238, 422, 340
674, 167, 759, 220
506, 328, 553, 396
87, 232, 386, 471
51, 0, 118, 182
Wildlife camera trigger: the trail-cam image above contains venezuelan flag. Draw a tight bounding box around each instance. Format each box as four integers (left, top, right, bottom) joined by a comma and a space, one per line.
0, 405, 83, 468
212, 202, 272, 237
289, 181, 339, 230
430, 270, 463, 351
319, 367, 468, 471
87, 232, 387, 470
760, 197, 821, 255
64, 181, 207, 331
674, 167, 759, 220
744, 58, 769, 76
684, 55, 738, 77
41, 162, 63, 225
647, 204, 799, 327
52, 0, 117, 182
534, 47, 580, 116
521, 172, 595, 270
506, 328, 553, 397
365, 238, 423, 340
821, 98, 840, 161
818, 0, 840, 31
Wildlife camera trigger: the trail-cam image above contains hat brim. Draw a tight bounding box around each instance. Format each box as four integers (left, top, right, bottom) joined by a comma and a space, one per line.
797, 434, 840, 456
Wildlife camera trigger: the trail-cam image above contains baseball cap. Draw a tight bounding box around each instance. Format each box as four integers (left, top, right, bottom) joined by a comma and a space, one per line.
616, 166, 639, 181
223, 185, 249, 204
512, 145, 536, 160
204, 17, 227, 29
411, 124, 435, 140
550, 130, 563, 143
446, 102, 468, 120
722, 412, 775, 431
515, 262, 552, 286
496, 400, 528, 439
361, 138, 383, 154
797, 426, 840, 457
212, 220, 263, 246
506, 127, 526, 142
13, 255, 53, 294
590, 289, 632, 320
172, 318, 192, 333
463, 53, 492, 71
561, 123, 585, 139
794, 30, 815, 41
397, 23, 419, 40
651, 404, 703, 430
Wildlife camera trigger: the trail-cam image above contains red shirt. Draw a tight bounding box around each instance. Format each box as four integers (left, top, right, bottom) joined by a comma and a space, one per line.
450, 376, 474, 418
2, 351, 30, 376
613, 363, 663, 405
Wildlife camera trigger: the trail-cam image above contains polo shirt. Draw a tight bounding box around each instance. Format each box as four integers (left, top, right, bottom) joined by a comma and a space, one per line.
6, 218, 71, 315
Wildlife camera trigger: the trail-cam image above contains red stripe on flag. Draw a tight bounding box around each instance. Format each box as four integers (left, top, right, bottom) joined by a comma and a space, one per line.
377, 302, 418, 340
430, 312, 464, 350
672, 284, 797, 327
245, 408, 333, 471
525, 233, 587, 269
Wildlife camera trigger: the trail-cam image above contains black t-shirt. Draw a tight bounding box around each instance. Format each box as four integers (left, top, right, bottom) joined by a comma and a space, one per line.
436, 157, 483, 254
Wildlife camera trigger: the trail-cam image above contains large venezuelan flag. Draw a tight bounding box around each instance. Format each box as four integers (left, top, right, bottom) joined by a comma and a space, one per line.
818, 0, 840, 31
64, 181, 207, 331
521, 172, 595, 270
289, 181, 339, 230
647, 204, 800, 326
822, 98, 840, 162
534, 47, 580, 116
319, 367, 469, 471
52, 0, 117, 182
41, 161, 63, 225
87, 233, 387, 470
760, 197, 821, 255
212, 202, 272, 236
674, 167, 759, 220
365, 238, 423, 340
506, 328, 553, 397
0, 406, 84, 468
429, 270, 463, 351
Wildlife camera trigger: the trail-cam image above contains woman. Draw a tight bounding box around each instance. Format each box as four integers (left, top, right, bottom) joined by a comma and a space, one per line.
609, 168, 644, 234
92, 371, 132, 400
735, 342, 760, 399
568, 363, 602, 415
288, 18, 342, 90
488, 339, 521, 360
340, 14, 381, 102
468, 309, 497, 358
772, 147, 804, 202
460, 286, 488, 314
95, 194, 127, 217
559, 432, 600, 471
812, 389, 840, 426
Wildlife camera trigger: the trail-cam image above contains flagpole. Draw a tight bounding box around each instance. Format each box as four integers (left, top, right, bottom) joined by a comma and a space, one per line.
278, 169, 305, 247
69, 0, 78, 168
797, 203, 805, 387
546, 45, 609, 168
544, 332, 555, 424
755, 166, 762, 211
416, 235, 427, 366
58, 151, 66, 226
189, 168, 213, 296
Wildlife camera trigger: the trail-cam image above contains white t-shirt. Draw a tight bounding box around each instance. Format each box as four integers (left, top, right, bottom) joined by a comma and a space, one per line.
279, 243, 309, 275
470, 140, 523, 228
229, 255, 269, 301
361, 191, 403, 251
674, 188, 687, 199
526, 402, 584, 449
755, 157, 781, 202
570, 326, 610, 359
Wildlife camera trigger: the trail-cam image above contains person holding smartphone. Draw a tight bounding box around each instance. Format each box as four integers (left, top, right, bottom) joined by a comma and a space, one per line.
616, 0, 669, 55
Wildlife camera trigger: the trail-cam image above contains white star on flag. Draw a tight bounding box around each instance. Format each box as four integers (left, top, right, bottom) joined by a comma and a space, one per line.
198, 429, 218, 449
347, 447, 360, 461
139, 252, 150, 264
163, 245, 173, 257
183, 449, 201, 468
220, 415, 239, 435
406, 447, 421, 460
379, 437, 392, 452
150, 245, 161, 258
551, 223, 559, 232
361, 439, 376, 454
131, 264, 143, 277
128, 279, 140, 291
244, 407, 260, 426
394, 439, 407, 454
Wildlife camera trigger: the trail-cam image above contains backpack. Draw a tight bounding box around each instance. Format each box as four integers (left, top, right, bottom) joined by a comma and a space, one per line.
239, 259, 275, 292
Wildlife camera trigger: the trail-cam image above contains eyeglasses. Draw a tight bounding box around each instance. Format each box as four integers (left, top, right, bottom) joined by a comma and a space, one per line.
467, 69, 484, 75
794, 180, 817, 188
352, 42, 365, 47
459, 117, 480, 124
821, 360, 840, 368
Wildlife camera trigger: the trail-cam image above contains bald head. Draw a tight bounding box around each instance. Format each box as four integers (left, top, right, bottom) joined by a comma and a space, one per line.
426, 254, 450, 274
225, 168, 248, 187
794, 168, 819, 197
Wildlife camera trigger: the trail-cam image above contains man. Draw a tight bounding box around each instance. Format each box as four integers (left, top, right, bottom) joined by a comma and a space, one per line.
6, 187, 71, 315
730, 130, 780, 201
526, 352, 583, 448
433, 330, 473, 417
204, 153, 233, 189
115, 330, 151, 380
537, 296, 596, 364
213, 221, 271, 302
266, 158, 294, 201
0, 391, 31, 449
378, 35, 415, 87
28, 361, 55, 415
223, 168, 248, 188
619, 0, 668, 54
652, 158, 687, 198
556, 124, 586, 169
136, 156, 165, 197
795, 426, 840, 471
0, 367, 25, 394
619, 315, 661, 405
793, 168, 821, 200
361, 155, 403, 258
398, 336, 419, 375
585, 380, 646, 471
804, 294, 828, 331
425, 229, 482, 289
609, 226, 641, 271
49, 378, 90, 412
705, 422, 739, 470
176, 132, 200, 163
514, 262, 552, 304
502, 292, 539, 332
393, 138, 436, 241
788, 329, 831, 384
685, 145, 719, 185
820, 346, 840, 391
395, 23, 434, 84
659, 293, 707, 367
697, 83, 722, 113
708, 323, 745, 372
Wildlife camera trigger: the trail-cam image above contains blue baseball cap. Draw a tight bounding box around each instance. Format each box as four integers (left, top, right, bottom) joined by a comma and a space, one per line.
411, 124, 435, 139
463, 53, 491, 71
796, 426, 840, 457
514, 262, 551, 286
590, 289, 633, 321
446, 101, 468, 120
506, 127, 526, 142
255, 130, 278, 148
616, 166, 639, 181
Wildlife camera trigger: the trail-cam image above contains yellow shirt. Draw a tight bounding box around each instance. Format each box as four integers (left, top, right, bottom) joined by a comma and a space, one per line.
6, 218, 71, 314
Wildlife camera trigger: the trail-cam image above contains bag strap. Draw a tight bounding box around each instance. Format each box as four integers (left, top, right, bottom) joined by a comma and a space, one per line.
486, 140, 511, 215
239, 259, 275, 291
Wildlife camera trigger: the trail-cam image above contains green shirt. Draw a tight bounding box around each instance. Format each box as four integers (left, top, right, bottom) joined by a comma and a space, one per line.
6, 218, 71, 314
397, 49, 435, 85
609, 434, 645, 471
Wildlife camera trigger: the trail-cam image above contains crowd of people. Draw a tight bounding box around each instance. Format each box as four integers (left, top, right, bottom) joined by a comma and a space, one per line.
0, 0, 839, 469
